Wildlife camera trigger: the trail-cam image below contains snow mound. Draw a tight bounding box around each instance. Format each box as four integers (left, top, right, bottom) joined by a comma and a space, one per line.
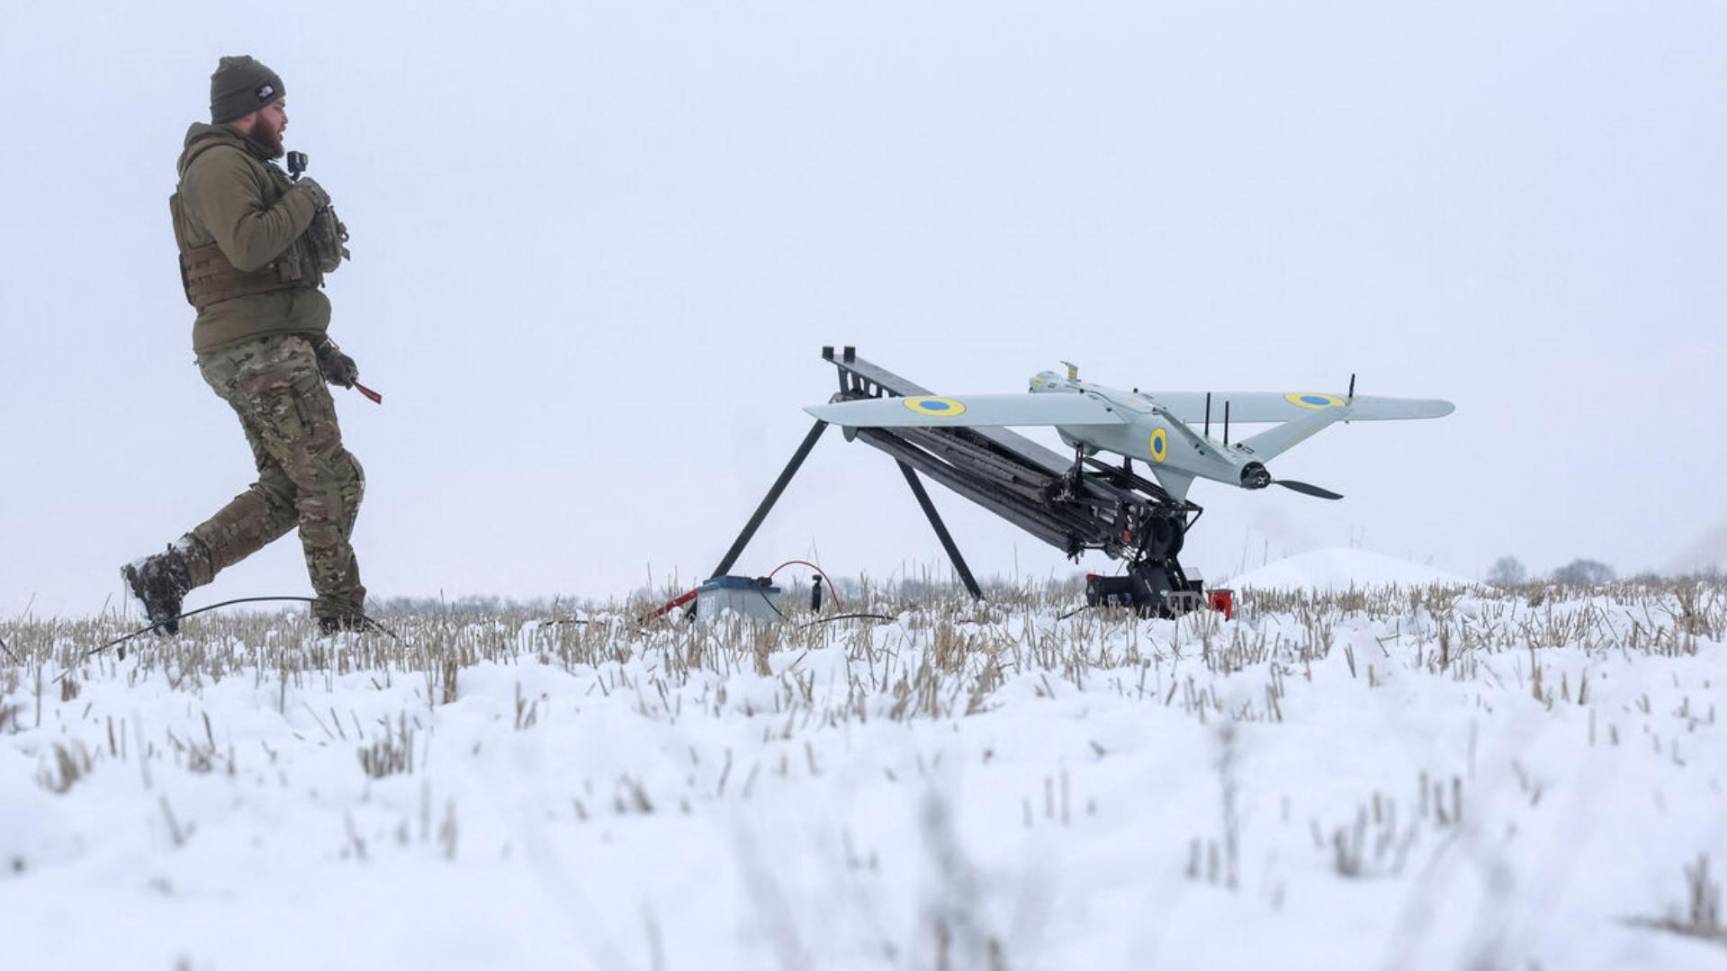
1225, 547, 1472, 591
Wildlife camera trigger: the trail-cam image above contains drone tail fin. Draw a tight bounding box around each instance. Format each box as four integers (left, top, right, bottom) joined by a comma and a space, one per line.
1238, 405, 1351, 461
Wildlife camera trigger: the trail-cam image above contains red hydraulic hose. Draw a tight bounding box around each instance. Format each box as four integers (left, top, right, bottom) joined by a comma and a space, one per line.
644, 588, 699, 621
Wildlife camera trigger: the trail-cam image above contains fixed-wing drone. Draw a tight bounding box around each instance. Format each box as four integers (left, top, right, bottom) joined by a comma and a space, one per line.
806, 362, 1454, 504
706, 348, 1451, 616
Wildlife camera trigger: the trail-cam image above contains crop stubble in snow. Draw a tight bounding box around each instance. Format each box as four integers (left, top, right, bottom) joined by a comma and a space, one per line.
1, 578, 1725, 970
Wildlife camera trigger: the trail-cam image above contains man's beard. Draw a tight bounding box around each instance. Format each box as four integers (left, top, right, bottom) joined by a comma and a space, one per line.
248, 118, 286, 158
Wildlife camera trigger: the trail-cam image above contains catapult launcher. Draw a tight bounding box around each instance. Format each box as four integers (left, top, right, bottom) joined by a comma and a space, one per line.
712, 347, 1210, 614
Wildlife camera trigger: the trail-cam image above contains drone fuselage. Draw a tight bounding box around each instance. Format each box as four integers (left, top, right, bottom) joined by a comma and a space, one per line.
1032, 370, 1289, 501
806, 363, 1451, 504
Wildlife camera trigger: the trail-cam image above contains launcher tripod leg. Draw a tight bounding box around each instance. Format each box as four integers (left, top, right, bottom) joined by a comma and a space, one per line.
898, 461, 984, 601
712, 420, 829, 578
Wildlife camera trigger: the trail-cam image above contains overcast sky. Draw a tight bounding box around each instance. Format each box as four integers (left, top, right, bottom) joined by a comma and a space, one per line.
3, 0, 1723, 617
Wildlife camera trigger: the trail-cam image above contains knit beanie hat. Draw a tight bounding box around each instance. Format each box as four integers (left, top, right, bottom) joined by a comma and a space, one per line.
210, 55, 285, 124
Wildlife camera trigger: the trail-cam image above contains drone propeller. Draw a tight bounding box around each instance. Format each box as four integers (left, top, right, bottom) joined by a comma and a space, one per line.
1273, 479, 1344, 500
1240, 461, 1343, 500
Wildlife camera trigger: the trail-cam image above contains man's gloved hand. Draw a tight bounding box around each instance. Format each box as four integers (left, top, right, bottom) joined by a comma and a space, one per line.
315, 338, 359, 388
294, 177, 331, 210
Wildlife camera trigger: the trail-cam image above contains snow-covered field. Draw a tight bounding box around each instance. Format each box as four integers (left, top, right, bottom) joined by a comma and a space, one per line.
1227, 547, 1473, 592
3, 563, 1725, 970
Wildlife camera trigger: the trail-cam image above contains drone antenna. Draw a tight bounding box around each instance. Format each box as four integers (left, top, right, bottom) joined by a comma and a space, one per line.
1223, 400, 1231, 447
1204, 392, 1212, 439
1347, 372, 1357, 403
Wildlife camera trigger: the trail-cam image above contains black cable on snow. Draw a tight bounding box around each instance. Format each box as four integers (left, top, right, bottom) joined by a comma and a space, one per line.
797, 612, 896, 629
66, 596, 404, 673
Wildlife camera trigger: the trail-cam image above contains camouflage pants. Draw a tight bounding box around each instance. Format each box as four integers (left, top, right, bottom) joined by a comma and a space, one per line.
180, 334, 366, 619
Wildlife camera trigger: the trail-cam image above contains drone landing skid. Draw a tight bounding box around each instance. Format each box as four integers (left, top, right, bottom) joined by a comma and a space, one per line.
711, 348, 1207, 618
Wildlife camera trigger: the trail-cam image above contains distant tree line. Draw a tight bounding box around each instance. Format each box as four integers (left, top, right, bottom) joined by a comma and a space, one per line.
1487, 555, 1619, 587
1486, 556, 1527, 585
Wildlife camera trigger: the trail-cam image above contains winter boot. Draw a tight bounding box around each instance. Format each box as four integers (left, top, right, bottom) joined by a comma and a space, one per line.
121, 544, 193, 635
317, 613, 368, 636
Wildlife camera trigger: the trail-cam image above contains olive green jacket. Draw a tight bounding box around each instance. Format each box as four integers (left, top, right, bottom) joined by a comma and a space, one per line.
172, 123, 330, 354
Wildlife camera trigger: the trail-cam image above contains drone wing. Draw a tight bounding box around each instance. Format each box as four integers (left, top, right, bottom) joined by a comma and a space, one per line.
1143, 392, 1454, 424
806, 393, 1130, 428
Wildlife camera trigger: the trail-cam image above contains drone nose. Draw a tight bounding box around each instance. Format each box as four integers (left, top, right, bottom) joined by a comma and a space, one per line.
1240, 463, 1272, 490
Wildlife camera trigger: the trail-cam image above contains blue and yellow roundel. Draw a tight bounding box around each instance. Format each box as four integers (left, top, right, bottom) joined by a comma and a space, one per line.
1149, 427, 1169, 463
902, 396, 967, 417
1285, 391, 1345, 410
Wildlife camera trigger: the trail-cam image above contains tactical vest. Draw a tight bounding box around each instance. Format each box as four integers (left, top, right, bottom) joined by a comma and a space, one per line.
169, 140, 319, 311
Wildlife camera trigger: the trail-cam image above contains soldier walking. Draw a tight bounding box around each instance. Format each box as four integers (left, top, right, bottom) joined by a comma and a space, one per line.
124, 56, 367, 635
